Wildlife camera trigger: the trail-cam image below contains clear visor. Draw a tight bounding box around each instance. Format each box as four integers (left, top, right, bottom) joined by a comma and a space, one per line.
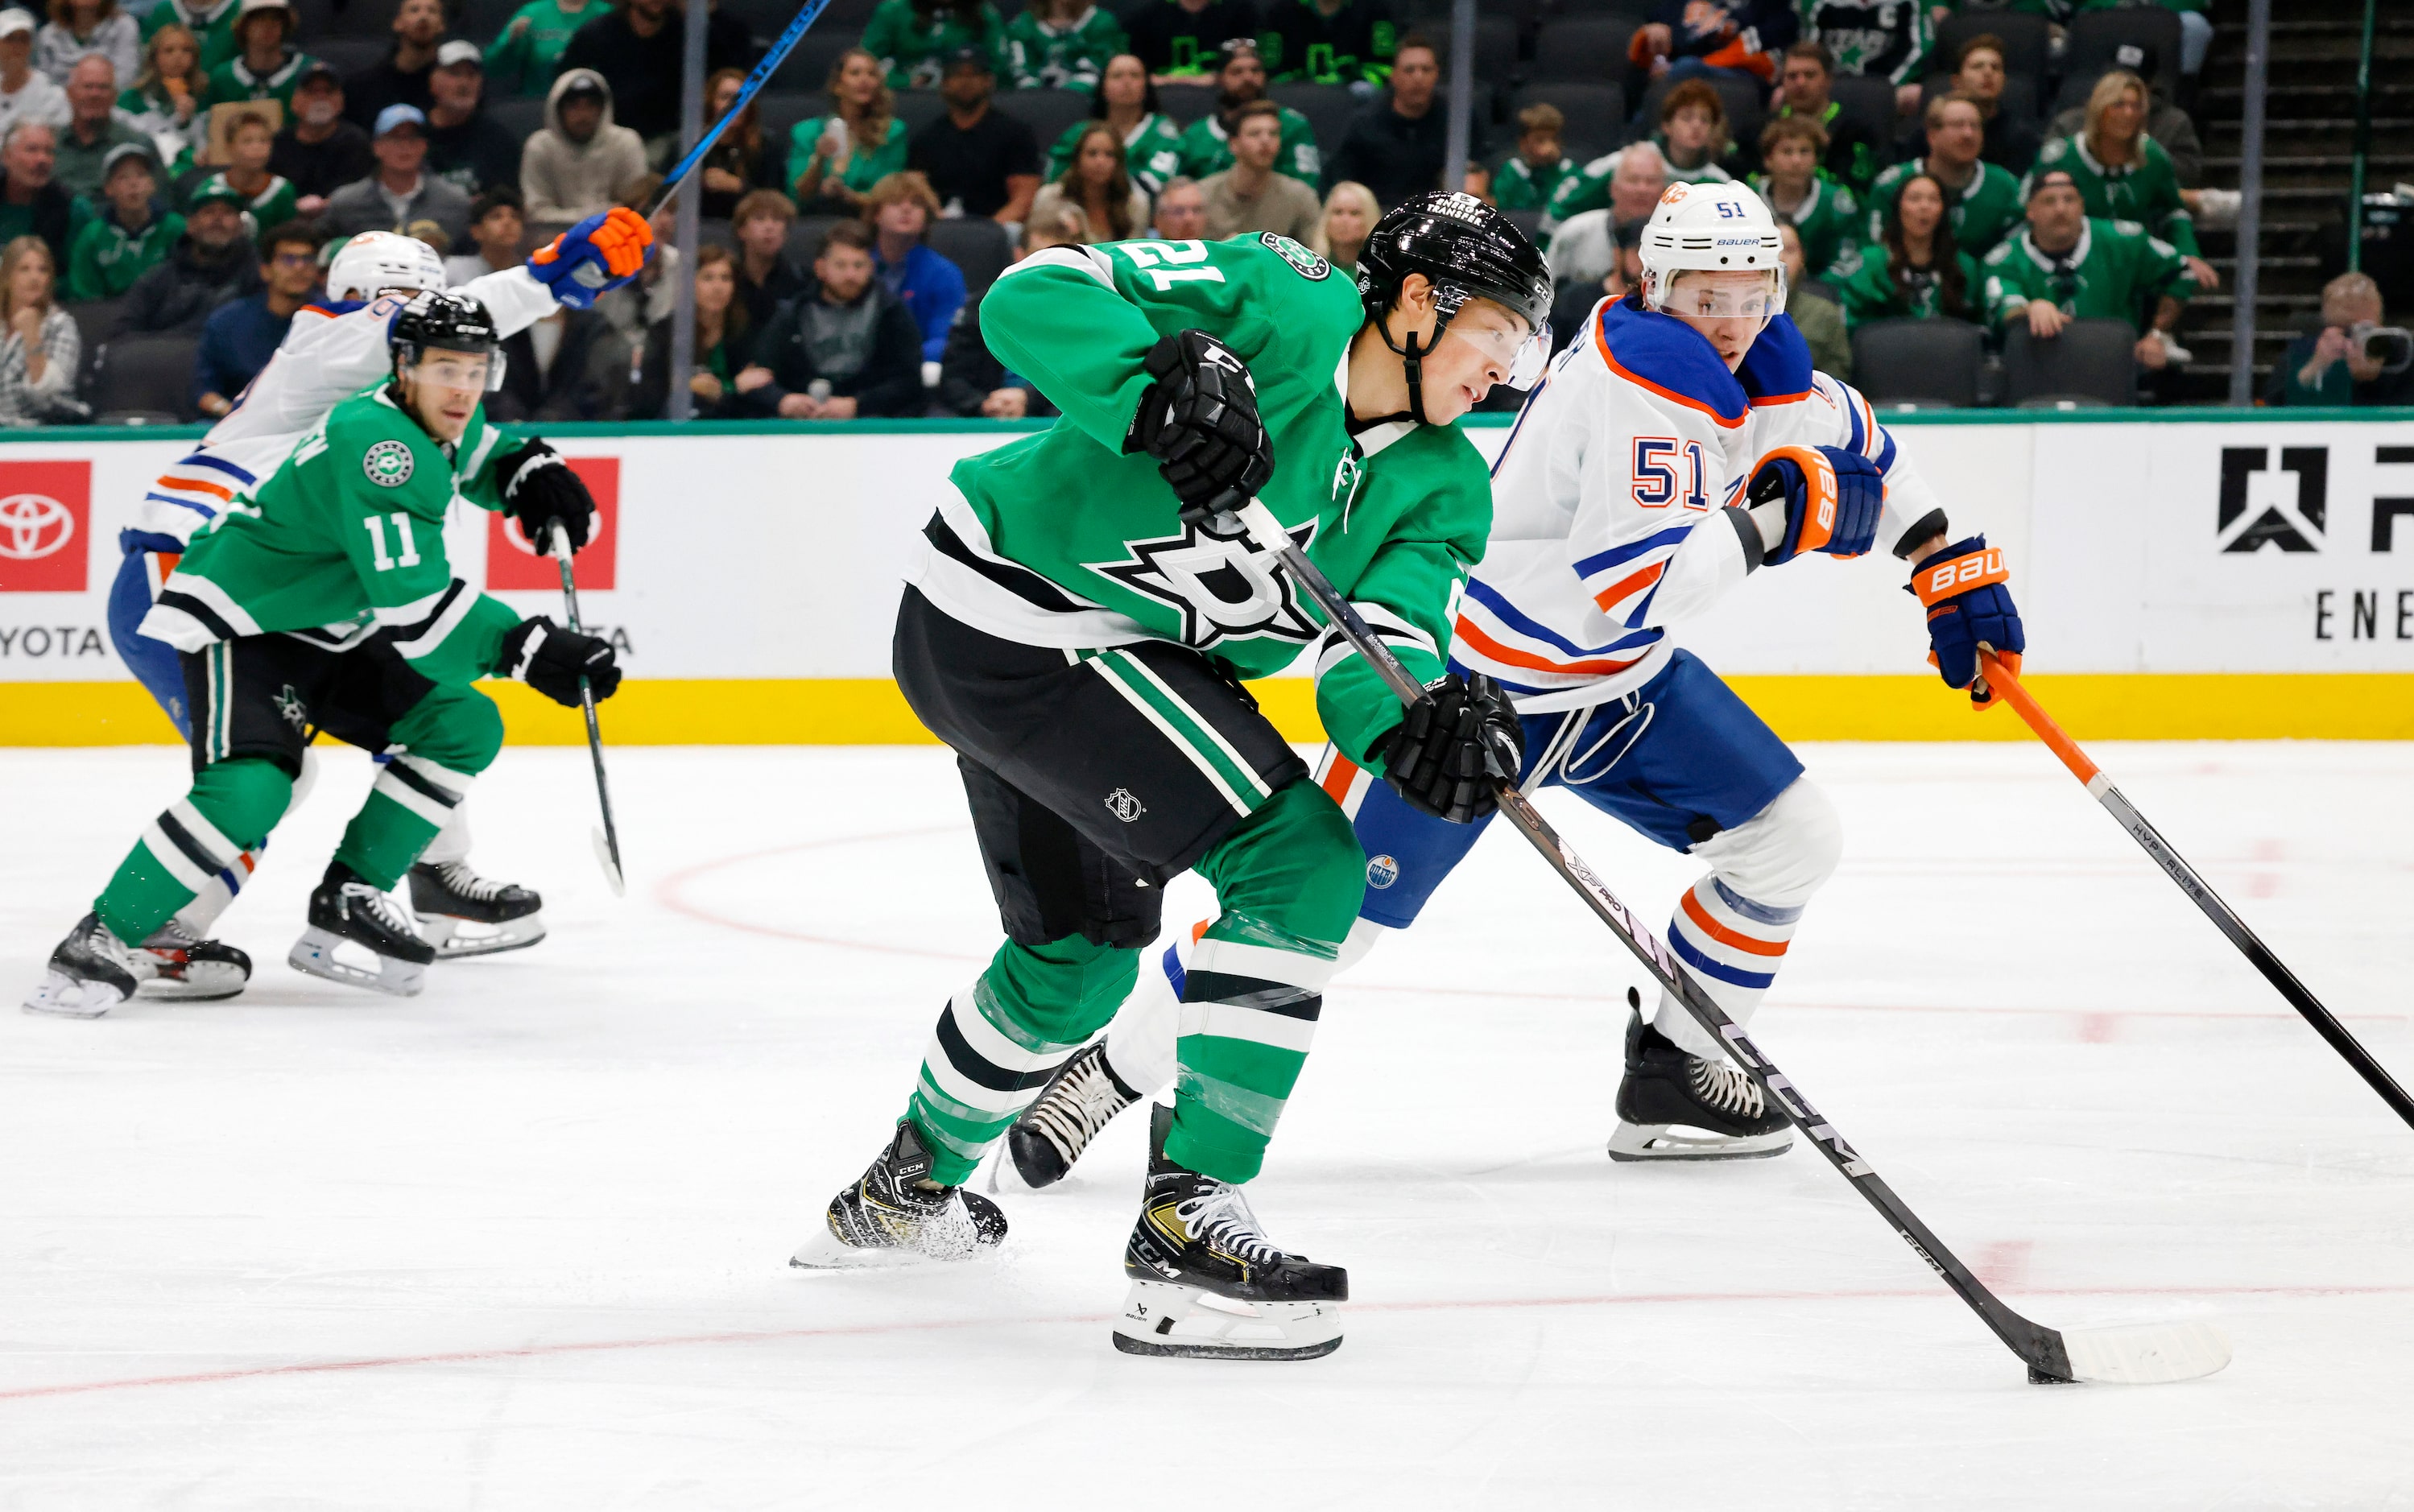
1659, 267, 1789, 320
409, 349, 503, 394
1439, 304, 1552, 390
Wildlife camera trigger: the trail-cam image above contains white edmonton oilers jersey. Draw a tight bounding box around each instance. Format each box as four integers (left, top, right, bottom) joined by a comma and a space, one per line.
1457, 294, 1944, 713
131, 267, 558, 546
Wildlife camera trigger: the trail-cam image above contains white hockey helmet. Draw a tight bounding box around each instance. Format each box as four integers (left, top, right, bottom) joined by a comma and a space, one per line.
325, 231, 448, 303
1637, 180, 1787, 320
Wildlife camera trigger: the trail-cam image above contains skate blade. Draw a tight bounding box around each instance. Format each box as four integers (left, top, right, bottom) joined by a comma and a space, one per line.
287, 927, 425, 998
1110, 1280, 1343, 1361
416, 912, 548, 960
1607, 1121, 1793, 1163
134, 961, 249, 1002
22, 969, 128, 1018
984, 1143, 1071, 1197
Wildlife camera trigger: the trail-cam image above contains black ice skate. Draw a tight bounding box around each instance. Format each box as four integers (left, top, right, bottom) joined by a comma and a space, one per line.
288, 863, 436, 997
1114, 1105, 1346, 1361
134, 917, 252, 1002
1607, 990, 1793, 1162
790, 1121, 1008, 1270
408, 860, 547, 958
996, 1040, 1140, 1193
23, 913, 150, 1018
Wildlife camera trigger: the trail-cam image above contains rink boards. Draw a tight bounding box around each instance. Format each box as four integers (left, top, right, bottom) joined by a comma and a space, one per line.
0, 408, 2407, 744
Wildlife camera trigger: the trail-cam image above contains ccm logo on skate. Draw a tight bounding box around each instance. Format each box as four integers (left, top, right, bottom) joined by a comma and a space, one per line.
0, 461, 89, 592
488, 457, 618, 591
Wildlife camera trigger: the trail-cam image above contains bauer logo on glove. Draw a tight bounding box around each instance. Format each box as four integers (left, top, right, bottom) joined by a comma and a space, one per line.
1747, 444, 1884, 566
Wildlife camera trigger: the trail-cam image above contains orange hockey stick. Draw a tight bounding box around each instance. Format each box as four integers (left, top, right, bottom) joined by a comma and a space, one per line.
1979, 651, 2414, 1130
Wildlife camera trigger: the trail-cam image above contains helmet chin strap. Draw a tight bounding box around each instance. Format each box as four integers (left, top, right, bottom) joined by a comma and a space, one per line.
1369, 295, 1463, 428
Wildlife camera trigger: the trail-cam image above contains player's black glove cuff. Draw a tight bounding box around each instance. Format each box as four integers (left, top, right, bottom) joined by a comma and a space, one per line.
1126, 329, 1274, 527
1380, 672, 1521, 825
499, 615, 620, 707
496, 438, 593, 553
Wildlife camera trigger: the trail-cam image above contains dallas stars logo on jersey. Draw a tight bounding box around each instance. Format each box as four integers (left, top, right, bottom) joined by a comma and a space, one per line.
363, 440, 415, 488
1259, 233, 1329, 281
1088, 518, 1323, 650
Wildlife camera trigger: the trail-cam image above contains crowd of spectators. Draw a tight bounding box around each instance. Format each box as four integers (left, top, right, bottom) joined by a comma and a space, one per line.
0, 0, 2361, 424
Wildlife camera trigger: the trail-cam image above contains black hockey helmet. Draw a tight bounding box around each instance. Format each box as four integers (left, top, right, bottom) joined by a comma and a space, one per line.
390, 288, 506, 391
1355, 190, 1554, 423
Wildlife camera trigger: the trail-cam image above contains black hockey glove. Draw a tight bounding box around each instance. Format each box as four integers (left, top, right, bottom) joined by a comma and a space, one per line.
1127, 329, 1274, 527
1380, 672, 1522, 825
495, 437, 593, 554
498, 616, 621, 707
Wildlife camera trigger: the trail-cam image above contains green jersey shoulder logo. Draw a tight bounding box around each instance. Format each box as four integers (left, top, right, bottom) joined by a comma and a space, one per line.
363, 439, 415, 489
1259, 233, 1330, 281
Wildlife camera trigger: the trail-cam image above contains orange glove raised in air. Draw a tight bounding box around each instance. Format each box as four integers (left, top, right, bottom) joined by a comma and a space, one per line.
527, 207, 656, 307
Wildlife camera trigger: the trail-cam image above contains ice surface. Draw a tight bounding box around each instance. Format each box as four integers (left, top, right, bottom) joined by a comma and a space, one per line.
3, 742, 2412, 1509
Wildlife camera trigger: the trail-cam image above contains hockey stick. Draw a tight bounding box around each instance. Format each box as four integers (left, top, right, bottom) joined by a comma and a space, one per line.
1217, 498, 2229, 1386
551, 527, 626, 896
643, 0, 834, 219
1980, 651, 2414, 1131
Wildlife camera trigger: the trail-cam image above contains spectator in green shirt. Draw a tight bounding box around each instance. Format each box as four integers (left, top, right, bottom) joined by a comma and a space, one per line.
138, 0, 237, 74
1750, 114, 1861, 280
203, 0, 311, 109
788, 45, 908, 216
65, 138, 173, 296
483, 0, 601, 98
1865, 92, 2022, 259
52, 54, 148, 200
1004, 0, 1126, 91
1490, 102, 1575, 215
1045, 52, 1182, 196
2266, 272, 2414, 407
117, 21, 205, 173
1836, 170, 1979, 327
1981, 168, 2193, 374
2028, 70, 2216, 292
186, 105, 293, 227
860, 0, 1004, 91
1173, 38, 1320, 186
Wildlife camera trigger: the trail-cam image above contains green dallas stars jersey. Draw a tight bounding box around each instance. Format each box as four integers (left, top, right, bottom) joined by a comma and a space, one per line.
1177, 107, 1322, 188
906, 232, 1492, 769
1865, 155, 2025, 260
143, 384, 525, 689
2027, 134, 2199, 258
1979, 216, 2196, 331
1750, 171, 1864, 280
1004, 6, 1128, 90
1491, 153, 1577, 214
1048, 112, 1186, 196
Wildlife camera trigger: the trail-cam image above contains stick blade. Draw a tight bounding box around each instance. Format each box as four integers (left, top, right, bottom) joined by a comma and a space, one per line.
2056, 1320, 2232, 1385
593, 826, 625, 897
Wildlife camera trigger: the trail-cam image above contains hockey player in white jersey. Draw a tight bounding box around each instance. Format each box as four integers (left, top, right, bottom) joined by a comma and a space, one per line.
1001, 180, 2026, 1183
101, 212, 652, 999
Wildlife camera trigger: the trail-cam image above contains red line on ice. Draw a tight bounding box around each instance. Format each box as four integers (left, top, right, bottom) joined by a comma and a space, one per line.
6, 1282, 2409, 1403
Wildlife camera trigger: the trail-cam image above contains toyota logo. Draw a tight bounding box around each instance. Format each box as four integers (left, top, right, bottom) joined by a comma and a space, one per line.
0, 493, 75, 560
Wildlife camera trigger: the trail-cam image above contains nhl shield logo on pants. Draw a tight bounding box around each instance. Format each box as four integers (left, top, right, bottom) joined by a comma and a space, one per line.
1105, 788, 1147, 823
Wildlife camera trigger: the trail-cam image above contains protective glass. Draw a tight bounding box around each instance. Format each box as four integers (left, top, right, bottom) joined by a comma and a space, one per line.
1661, 269, 1789, 320
411, 350, 503, 394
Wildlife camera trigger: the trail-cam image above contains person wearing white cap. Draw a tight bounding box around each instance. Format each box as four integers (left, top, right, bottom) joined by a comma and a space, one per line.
0, 10, 70, 137
424, 39, 515, 197
321, 101, 471, 244
205, 0, 313, 109
35, 0, 139, 89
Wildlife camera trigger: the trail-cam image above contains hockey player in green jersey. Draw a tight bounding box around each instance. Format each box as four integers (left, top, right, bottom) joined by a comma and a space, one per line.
794, 196, 1552, 1361
26, 292, 623, 1018
1982, 170, 2196, 370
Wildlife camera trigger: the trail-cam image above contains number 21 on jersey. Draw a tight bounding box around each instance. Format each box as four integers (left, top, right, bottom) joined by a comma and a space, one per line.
1631, 437, 1709, 510
1117, 242, 1227, 292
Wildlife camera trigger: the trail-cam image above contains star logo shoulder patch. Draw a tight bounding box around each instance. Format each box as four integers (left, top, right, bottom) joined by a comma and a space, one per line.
363, 439, 415, 488
1086, 515, 1323, 649
1259, 232, 1330, 280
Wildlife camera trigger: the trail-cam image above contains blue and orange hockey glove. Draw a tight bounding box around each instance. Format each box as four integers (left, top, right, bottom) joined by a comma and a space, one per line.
527, 208, 655, 309
1912, 534, 2024, 710
1746, 444, 1885, 566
